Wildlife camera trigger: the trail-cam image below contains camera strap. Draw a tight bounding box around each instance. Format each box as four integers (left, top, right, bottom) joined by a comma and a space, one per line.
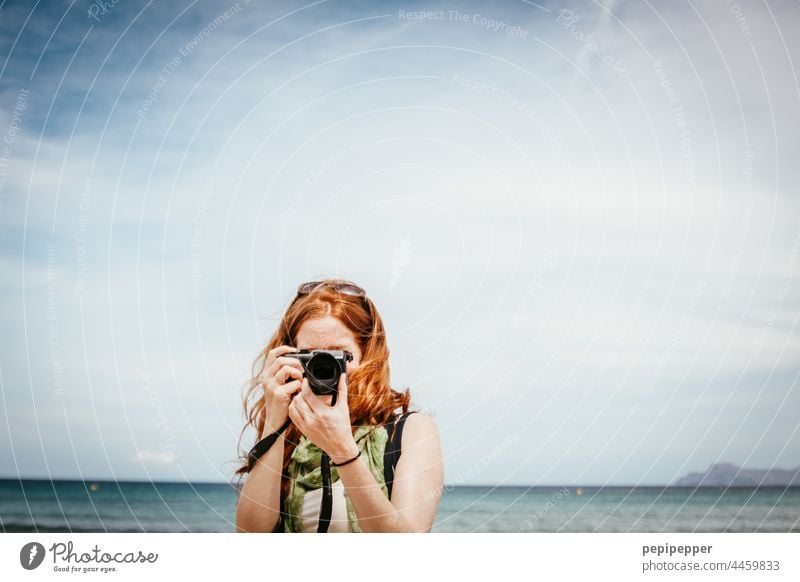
247, 418, 292, 472
316, 392, 337, 533
318, 453, 333, 533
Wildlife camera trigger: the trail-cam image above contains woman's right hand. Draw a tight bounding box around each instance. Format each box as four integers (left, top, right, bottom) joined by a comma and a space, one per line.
259, 345, 304, 436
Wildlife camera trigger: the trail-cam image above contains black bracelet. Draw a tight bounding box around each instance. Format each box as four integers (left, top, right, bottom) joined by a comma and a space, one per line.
247, 418, 291, 471
330, 449, 361, 468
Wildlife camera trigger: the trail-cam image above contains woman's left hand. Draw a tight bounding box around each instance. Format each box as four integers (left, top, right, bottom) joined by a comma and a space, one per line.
288, 373, 359, 464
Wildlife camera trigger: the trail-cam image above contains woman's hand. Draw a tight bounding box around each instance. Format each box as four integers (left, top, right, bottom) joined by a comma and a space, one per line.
259, 345, 304, 437
288, 373, 359, 463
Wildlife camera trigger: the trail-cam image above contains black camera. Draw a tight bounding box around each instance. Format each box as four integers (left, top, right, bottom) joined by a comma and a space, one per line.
284, 349, 353, 396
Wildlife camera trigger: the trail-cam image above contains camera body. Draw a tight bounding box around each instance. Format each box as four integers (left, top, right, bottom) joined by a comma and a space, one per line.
284, 349, 353, 396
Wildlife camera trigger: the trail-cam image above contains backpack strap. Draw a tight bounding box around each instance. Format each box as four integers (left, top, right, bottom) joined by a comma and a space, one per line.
383, 411, 418, 500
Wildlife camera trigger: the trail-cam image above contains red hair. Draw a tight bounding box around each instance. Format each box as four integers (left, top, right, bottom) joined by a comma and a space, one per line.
234, 283, 412, 500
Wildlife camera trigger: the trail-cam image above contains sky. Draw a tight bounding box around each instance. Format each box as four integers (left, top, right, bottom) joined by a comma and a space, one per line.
0, 0, 798, 486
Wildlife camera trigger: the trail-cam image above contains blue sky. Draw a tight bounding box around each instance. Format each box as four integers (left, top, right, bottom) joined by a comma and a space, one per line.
0, 0, 798, 485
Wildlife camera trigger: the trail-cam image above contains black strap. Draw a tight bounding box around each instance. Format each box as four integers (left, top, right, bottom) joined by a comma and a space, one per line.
318, 453, 333, 533
318, 433, 371, 533
247, 418, 291, 472
317, 390, 338, 533
383, 411, 417, 500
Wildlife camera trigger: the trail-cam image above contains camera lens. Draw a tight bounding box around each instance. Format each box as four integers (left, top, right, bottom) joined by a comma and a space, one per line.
306, 352, 340, 394
309, 354, 336, 380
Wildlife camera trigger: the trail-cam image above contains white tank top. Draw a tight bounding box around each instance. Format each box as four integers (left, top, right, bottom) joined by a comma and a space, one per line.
299, 479, 353, 532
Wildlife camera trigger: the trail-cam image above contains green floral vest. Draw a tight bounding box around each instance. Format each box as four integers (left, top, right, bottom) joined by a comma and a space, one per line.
282, 424, 390, 533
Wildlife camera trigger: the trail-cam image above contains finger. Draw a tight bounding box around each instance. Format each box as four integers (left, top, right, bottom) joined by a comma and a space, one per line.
266, 345, 298, 366
262, 366, 300, 395
300, 382, 323, 415
290, 391, 313, 424
275, 379, 302, 400
336, 372, 349, 409
264, 359, 282, 381
288, 393, 306, 425
267, 356, 303, 379
287, 404, 304, 435
276, 363, 303, 385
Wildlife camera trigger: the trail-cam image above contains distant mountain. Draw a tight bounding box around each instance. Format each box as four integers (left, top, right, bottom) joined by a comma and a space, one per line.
673, 463, 800, 486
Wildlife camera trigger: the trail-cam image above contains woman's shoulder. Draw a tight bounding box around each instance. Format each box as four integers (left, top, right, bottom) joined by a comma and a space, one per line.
400, 411, 439, 443
395, 411, 443, 480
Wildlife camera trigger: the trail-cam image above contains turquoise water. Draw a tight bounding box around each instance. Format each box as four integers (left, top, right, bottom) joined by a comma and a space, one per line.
1, 480, 798, 532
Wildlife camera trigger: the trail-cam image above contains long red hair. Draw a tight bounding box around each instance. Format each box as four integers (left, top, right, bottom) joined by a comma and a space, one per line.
234, 282, 412, 500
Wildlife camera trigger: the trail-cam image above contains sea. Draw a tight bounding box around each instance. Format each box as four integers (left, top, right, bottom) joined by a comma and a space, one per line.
1, 480, 798, 533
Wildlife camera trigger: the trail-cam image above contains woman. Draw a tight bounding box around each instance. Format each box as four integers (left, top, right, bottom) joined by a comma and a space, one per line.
235, 278, 443, 532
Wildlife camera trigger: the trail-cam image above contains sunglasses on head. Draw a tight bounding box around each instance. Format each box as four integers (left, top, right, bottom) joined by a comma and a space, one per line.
296, 280, 366, 299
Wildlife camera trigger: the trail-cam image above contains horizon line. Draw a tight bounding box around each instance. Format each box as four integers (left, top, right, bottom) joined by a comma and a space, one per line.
2, 477, 798, 488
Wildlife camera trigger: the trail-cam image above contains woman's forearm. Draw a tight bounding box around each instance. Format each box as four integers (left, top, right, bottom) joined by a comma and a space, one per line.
336, 457, 415, 532
235, 434, 285, 532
